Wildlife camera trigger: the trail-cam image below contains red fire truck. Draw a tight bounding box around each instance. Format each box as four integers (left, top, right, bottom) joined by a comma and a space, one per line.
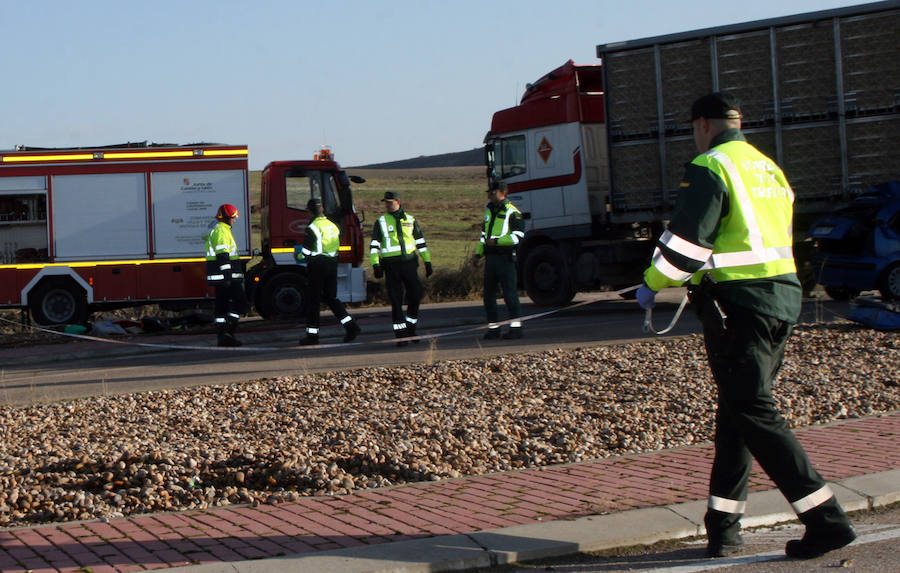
0, 143, 366, 324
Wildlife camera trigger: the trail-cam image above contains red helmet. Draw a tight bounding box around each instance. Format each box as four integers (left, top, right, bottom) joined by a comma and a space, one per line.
216, 204, 239, 220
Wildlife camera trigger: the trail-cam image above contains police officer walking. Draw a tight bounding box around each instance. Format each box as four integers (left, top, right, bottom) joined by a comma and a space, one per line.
298, 198, 361, 346
637, 92, 855, 559
473, 182, 525, 339
369, 191, 433, 346
205, 203, 249, 347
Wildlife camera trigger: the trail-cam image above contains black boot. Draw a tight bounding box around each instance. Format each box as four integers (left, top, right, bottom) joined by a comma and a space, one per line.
707, 535, 744, 558
395, 326, 409, 347
786, 497, 856, 559
483, 327, 501, 340
343, 320, 361, 342
217, 326, 241, 347
224, 317, 243, 346
502, 327, 523, 339
785, 529, 856, 559
300, 328, 319, 345
406, 320, 420, 344
705, 509, 744, 558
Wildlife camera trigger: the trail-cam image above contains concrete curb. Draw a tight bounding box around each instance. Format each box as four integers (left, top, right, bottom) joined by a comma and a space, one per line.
168, 469, 900, 572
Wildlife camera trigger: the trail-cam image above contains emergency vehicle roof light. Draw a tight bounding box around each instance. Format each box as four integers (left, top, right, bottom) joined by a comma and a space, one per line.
314, 146, 333, 161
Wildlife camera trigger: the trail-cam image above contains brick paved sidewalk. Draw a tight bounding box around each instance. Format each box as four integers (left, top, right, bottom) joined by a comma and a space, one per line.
1, 413, 898, 573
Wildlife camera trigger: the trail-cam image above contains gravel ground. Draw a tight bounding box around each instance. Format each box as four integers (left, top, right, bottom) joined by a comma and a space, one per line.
0, 323, 897, 527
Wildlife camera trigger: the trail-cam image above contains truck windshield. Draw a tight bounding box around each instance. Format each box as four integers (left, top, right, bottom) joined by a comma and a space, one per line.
324, 173, 342, 216
487, 136, 527, 182
285, 173, 320, 211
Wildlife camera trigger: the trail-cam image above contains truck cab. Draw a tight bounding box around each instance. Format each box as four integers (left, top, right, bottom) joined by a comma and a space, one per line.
248, 148, 367, 318
485, 61, 652, 306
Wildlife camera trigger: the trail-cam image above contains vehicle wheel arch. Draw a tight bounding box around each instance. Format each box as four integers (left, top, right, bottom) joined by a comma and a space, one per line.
878, 260, 900, 300
255, 269, 308, 320
520, 238, 577, 307
27, 274, 90, 326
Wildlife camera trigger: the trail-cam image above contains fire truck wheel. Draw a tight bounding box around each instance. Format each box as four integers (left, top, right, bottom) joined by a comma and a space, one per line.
258, 273, 306, 319
878, 262, 900, 300
523, 244, 576, 307
29, 278, 88, 326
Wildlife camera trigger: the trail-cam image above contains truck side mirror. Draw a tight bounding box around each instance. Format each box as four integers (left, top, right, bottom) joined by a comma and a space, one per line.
349, 175, 366, 184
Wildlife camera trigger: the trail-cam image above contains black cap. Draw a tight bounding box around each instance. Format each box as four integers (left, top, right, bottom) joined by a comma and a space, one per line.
307, 197, 322, 211
380, 191, 401, 202
690, 92, 743, 121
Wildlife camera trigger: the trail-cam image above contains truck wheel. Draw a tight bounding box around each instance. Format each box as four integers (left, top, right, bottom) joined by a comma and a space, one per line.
524, 244, 576, 307
878, 263, 900, 300
824, 286, 860, 301
258, 273, 306, 319
29, 278, 88, 326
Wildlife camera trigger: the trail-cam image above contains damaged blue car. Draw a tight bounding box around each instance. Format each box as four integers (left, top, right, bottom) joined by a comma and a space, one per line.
807, 181, 900, 301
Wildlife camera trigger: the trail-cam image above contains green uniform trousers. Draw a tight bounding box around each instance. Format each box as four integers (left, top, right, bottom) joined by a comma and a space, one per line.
483, 254, 521, 324
698, 296, 851, 544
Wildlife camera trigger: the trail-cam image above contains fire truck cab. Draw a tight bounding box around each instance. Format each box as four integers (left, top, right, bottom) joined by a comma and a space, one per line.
248, 147, 367, 319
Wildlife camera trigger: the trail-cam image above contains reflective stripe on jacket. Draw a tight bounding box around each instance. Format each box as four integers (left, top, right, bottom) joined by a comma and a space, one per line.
644, 134, 796, 291
369, 210, 431, 265
300, 216, 341, 259
205, 221, 242, 283
476, 199, 524, 257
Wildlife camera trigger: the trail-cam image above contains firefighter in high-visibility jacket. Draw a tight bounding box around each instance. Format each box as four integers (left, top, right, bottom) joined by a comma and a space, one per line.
369, 191, 433, 346
638, 93, 855, 560
297, 198, 361, 346
473, 182, 525, 339
205, 203, 249, 347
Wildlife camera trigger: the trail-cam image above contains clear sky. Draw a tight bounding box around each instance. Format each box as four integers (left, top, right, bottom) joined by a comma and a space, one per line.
1, 0, 870, 170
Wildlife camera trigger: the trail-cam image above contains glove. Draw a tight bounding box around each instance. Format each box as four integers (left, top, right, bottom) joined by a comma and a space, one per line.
636, 285, 656, 309
425, 262, 433, 277
471, 255, 481, 267
373, 264, 383, 279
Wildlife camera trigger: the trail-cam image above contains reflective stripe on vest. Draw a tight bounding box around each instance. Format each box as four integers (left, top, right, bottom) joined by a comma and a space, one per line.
374, 214, 417, 258
693, 147, 796, 283
205, 222, 239, 260
482, 203, 524, 245
302, 217, 340, 257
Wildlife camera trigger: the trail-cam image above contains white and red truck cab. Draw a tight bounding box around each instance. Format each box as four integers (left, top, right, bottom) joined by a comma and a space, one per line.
0, 142, 366, 324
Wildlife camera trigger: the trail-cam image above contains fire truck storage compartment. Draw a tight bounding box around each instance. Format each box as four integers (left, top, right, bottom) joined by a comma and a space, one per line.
151, 170, 248, 257
0, 176, 48, 265
52, 173, 149, 260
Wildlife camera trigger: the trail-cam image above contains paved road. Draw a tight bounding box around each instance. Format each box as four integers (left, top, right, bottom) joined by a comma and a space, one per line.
0, 291, 695, 404
0, 291, 851, 406
472, 503, 900, 572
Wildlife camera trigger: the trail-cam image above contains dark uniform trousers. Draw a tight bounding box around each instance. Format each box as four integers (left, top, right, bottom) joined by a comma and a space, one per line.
213, 258, 249, 332
305, 256, 350, 328
215, 281, 249, 322
384, 257, 422, 327
698, 296, 851, 544
483, 254, 521, 324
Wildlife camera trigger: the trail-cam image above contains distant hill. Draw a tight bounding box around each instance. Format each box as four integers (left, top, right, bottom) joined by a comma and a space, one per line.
351, 147, 483, 169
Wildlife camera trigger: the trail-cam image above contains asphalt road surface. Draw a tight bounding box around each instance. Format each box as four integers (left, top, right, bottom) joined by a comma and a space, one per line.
470, 502, 900, 572
1, 291, 852, 406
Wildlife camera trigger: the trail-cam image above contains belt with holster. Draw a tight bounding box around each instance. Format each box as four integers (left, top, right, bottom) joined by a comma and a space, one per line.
689, 273, 728, 330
